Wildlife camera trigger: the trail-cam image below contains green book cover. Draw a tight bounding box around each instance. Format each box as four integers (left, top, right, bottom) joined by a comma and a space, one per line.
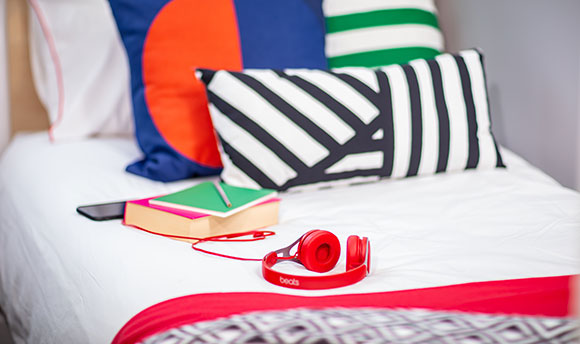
149, 181, 278, 218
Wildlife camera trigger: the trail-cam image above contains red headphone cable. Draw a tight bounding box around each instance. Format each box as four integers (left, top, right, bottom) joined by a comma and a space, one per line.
191, 230, 277, 261
127, 225, 281, 261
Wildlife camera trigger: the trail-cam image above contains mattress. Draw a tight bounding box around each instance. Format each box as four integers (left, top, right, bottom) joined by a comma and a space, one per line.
0, 131, 579, 343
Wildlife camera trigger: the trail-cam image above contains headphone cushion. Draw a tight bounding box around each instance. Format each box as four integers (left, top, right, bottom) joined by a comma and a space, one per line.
346, 235, 367, 271
298, 230, 340, 273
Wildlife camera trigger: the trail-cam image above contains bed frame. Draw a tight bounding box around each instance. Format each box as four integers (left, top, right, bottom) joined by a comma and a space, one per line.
6, 0, 48, 138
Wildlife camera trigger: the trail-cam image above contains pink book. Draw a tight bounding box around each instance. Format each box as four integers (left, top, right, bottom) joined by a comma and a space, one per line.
125, 196, 281, 221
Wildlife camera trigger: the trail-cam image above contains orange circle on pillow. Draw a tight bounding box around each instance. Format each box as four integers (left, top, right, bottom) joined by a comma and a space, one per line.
142, 0, 243, 168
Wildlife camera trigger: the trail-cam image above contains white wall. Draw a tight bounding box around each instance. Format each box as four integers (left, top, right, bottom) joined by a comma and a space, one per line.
577, 53, 580, 191
436, 0, 580, 190
0, 0, 10, 155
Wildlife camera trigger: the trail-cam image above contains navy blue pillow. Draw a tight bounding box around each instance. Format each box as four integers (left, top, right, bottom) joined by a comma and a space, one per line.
108, 0, 327, 182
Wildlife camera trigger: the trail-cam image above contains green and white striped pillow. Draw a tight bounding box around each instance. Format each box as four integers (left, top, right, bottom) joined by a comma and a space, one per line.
323, 0, 445, 68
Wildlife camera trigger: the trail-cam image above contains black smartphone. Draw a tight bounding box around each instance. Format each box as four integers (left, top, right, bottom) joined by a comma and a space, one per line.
76, 201, 126, 221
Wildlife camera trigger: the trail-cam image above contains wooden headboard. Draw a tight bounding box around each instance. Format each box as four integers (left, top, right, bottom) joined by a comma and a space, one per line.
7, 0, 49, 136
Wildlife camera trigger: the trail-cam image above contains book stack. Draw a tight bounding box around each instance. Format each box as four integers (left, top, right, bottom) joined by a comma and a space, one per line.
124, 181, 279, 243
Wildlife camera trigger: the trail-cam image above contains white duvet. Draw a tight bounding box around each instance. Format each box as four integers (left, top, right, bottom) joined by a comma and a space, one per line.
0, 132, 579, 344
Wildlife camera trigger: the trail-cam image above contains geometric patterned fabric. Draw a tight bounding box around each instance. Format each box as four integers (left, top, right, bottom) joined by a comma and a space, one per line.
108, 0, 327, 182
198, 49, 504, 191
140, 308, 579, 344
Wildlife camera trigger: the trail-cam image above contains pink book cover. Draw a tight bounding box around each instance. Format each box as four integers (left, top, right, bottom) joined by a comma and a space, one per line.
124, 196, 281, 222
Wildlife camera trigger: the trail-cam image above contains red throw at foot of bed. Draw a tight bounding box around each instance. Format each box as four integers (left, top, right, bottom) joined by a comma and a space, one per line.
113, 275, 577, 344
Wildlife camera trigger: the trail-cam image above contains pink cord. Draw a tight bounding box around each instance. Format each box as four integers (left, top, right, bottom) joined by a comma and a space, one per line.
28, 0, 65, 142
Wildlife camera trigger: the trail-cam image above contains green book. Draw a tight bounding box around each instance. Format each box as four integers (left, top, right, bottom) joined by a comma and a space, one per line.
149, 181, 278, 218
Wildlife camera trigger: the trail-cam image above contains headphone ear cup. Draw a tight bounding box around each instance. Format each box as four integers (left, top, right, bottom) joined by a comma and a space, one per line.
346, 235, 367, 271
297, 230, 340, 273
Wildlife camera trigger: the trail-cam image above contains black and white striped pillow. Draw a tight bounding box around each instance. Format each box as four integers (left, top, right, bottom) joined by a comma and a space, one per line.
197, 49, 504, 191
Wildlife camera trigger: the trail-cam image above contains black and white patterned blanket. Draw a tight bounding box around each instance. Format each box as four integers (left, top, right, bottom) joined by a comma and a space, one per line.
140, 307, 579, 344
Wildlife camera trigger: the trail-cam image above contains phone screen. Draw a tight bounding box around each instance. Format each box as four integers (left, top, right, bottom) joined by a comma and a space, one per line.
77, 201, 126, 221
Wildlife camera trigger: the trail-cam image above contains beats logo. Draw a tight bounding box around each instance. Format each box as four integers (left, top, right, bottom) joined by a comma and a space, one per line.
279, 276, 300, 286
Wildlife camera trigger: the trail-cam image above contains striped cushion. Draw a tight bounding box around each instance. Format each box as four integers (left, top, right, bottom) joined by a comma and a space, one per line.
324, 0, 444, 68
197, 49, 504, 192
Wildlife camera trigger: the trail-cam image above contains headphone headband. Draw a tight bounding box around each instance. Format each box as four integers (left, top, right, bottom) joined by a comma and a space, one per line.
261, 231, 370, 290
262, 252, 368, 289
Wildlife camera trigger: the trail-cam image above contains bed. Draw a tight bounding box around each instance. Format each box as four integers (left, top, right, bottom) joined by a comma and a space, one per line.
1, 133, 579, 343
1, 1, 580, 343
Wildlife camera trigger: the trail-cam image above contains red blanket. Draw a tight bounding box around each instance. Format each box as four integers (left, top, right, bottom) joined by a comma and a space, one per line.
114, 275, 576, 344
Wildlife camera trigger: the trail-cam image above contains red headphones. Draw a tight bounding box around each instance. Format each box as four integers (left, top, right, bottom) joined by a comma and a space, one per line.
262, 230, 370, 290
146, 227, 371, 290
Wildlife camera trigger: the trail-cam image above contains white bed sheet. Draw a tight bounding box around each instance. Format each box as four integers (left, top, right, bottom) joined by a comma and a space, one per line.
0, 132, 579, 344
